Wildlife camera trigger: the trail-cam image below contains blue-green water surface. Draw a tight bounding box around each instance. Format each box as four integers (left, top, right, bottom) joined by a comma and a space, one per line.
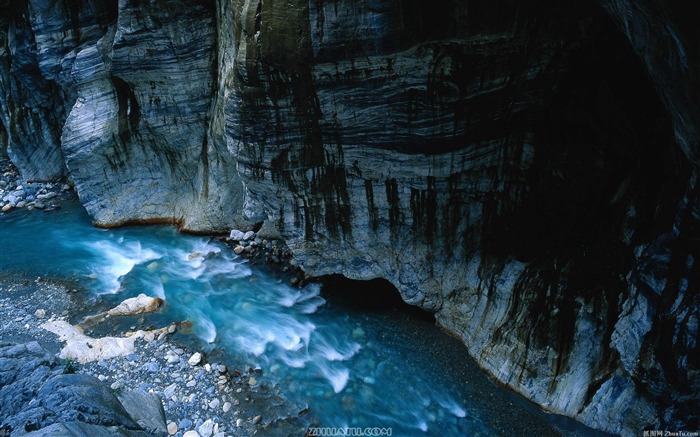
0, 201, 608, 436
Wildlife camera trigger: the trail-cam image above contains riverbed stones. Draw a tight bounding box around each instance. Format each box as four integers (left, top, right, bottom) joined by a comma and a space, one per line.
1, 277, 310, 437
197, 419, 215, 436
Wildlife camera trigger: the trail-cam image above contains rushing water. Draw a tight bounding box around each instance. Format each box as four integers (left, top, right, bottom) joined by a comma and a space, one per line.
0, 200, 608, 436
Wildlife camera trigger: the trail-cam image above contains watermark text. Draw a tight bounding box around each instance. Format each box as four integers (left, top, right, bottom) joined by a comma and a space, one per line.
307, 427, 393, 436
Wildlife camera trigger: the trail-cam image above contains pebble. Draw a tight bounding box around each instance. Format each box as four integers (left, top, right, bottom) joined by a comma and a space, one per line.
208, 399, 220, 410
34, 308, 46, 318
188, 352, 202, 366
179, 419, 193, 429
163, 383, 177, 398
167, 422, 178, 435
233, 245, 245, 255
222, 402, 231, 413
252, 415, 262, 424
183, 431, 200, 437
236, 419, 243, 427
197, 419, 215, 437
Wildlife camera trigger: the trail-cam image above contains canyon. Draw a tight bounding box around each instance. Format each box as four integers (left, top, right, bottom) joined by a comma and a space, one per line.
1, 0, 698, 435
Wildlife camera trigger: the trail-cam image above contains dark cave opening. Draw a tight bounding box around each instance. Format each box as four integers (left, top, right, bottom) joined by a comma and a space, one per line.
318, 274, 436, 323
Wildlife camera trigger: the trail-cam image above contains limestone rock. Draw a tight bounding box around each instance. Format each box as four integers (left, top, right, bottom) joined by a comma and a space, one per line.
41, 320, 135, 364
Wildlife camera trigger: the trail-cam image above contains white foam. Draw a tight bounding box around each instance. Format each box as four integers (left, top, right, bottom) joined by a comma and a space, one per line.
196, 316, 217, 343
438, 397, 467, 418
86, 240, 160, 293
320, 366, 350, 393
315, 337, 361, 361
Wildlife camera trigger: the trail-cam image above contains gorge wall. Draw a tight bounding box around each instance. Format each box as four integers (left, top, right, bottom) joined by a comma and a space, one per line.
1, 0, 698, 435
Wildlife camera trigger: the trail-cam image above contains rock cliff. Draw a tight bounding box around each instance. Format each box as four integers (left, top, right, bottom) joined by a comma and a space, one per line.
1, 0, 697, 435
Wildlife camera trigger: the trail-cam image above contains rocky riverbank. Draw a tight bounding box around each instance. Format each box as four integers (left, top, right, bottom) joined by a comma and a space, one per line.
0, 276, 312, 436
0, 158, 72, 213
0, 157, 313, 436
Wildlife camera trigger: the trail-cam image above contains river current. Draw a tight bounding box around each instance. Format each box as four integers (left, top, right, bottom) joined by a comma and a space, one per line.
0, 200, 608, 436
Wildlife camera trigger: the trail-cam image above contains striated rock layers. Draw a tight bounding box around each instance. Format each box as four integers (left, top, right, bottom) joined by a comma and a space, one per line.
1, 0, 698, 435
1, 0, 243, 231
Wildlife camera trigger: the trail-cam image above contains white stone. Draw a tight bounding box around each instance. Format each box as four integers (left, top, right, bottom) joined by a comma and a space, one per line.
41, 320, 135, 364
188, 352, 202, 366
34, 309, 46, 318
208, 398, 220, 409
242, 230, 255, 241
222, 402, 231, 413
107, 294, 163, 316
163, 383, 178, 398
229, 229, 245, 240
197, 419, 215, 437
183, 431, 200, 437
167, 422, 178, 435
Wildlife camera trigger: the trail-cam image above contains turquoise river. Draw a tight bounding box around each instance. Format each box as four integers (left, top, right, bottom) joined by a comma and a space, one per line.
0, 200, 610, 436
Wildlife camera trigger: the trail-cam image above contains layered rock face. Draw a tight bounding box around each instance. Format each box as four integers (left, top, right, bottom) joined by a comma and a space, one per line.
1, 0, 244, 231
2, 0, 698, 435
229, 0, 699, 434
